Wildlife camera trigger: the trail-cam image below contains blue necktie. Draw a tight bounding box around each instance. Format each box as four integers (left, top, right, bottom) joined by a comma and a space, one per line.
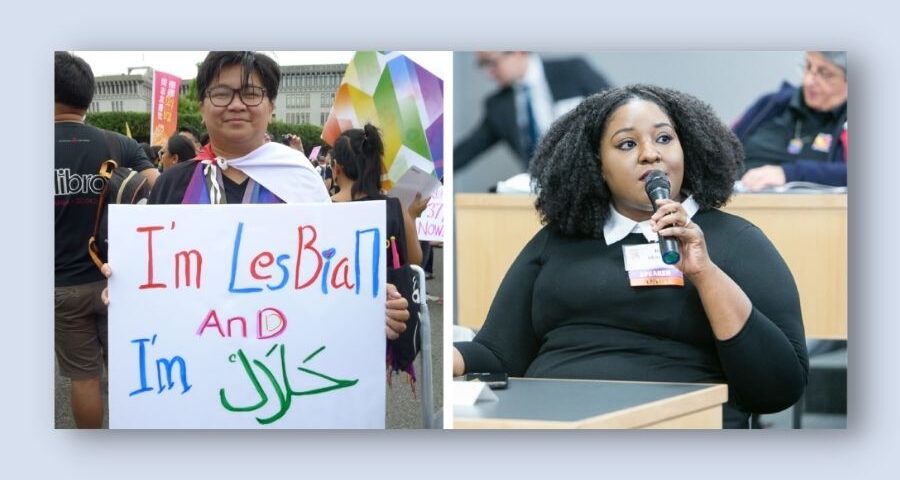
521, 86, 540, 160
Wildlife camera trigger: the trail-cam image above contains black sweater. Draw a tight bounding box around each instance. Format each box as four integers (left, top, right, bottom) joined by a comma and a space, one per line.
455, 208, 808, 428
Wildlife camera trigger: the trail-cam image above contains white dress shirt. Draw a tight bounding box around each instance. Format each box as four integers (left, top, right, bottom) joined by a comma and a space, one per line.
603, 196, 700, 246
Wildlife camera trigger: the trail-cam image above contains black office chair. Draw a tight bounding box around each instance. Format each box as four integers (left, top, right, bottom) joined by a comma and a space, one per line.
792, 340, 847, 428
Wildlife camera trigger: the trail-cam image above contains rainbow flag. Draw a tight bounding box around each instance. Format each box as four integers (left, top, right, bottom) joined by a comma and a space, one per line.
322, 52, 444, 189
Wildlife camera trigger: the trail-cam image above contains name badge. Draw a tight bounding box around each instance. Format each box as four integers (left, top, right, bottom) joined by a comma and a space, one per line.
623, 243, 684, 287
812, 133, 833, 152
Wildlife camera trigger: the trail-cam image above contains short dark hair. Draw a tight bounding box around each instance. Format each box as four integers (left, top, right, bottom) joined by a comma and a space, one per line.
178, 125, 199, 138
195, 51, 280, 103
166, 134, 197, 163
332, 123, 384, 199
530, 84, 743, 239
55, 51, 95, 110
139, 143, 159, 164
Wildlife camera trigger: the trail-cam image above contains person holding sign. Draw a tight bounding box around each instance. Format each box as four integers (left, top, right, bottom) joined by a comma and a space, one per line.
105, 51, 409, 341
452, 85, 808, 428
329, 124, 428, 382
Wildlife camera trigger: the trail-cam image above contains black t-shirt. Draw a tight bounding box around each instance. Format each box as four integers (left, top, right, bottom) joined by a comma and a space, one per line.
222, 174, 249, 203
353, 195, 407, 266
148, 159, 196, 205
742, 89, 847, 172
55, 122, 155, 286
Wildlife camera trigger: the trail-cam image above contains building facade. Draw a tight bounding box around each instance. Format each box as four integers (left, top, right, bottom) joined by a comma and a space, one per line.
91, 63, 347, 127
275, 64, 345, 126
90, 70, 154, 113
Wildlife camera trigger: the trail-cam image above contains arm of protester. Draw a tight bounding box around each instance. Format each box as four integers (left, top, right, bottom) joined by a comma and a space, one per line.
140, 167, 160, 187
408, 192, 429, 219
402, 205, 423, 266
288, 134, 304, 152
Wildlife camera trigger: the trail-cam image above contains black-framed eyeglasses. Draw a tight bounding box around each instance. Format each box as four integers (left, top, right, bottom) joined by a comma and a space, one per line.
205, 85, 267, 107
799, 62, 845, 84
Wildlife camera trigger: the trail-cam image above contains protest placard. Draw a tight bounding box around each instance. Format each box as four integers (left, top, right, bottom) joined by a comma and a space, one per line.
107, 202, 386, 428
415, 186, 443, 242
149, 71, 181, 147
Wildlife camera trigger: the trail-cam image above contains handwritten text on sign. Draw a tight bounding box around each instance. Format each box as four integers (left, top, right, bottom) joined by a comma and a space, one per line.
108, 203, 386, 428
415, 186, 443, 242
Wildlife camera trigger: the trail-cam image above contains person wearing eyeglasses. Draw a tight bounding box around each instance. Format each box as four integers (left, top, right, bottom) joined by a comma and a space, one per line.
104, 51, 409, 341
148, 52, 327, 204
454, 51, 611, 175
735, 51, 848, 191
158, 133, 196, 171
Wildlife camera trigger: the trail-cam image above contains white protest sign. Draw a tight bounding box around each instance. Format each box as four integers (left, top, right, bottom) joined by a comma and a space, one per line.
415, 186, 444, 242
107, 202, 386, 429
389, 164, 441, 210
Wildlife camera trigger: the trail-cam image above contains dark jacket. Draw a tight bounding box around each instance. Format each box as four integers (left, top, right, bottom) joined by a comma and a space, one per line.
733, 82, 847, 186
454, 57, 611, 172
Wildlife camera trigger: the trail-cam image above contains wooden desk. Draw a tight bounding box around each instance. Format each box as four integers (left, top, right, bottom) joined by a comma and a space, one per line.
454, 378, 728, 429
455, 193, 847, 339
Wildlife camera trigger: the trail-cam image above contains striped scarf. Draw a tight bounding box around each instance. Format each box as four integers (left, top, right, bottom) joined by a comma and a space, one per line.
181, 144, 282, 204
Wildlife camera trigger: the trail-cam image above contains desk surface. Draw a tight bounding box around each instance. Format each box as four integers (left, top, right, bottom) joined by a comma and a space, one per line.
455, 193, 847, 339
454, 378, 727, 429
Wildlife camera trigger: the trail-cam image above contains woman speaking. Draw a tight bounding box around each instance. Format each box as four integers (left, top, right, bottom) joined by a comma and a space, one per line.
453, 85, 808, 428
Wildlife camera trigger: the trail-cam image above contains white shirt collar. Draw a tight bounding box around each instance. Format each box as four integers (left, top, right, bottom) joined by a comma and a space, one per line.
603, 196, 699, 246
522, 53, 544, 88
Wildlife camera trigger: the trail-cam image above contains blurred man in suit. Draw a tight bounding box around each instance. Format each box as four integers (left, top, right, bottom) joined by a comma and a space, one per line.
454, 52, 611, 173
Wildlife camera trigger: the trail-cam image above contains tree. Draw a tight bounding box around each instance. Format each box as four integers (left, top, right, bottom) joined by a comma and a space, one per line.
86, 110, 323, 152
178, 79, 199, 117
85, 112, 152, 143
266, 121, 323, 156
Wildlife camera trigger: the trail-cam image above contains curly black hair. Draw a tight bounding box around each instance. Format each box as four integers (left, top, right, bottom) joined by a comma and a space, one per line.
530, 84, 743, 239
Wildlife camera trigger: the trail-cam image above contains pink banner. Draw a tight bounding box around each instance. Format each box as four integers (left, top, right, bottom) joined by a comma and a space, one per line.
150, 71, 181, 147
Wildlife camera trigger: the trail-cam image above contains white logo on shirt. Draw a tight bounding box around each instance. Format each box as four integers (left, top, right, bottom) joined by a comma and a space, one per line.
54, 168, 104, 196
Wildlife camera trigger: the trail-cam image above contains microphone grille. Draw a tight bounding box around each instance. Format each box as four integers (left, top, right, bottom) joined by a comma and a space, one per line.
644, 170, 670, 194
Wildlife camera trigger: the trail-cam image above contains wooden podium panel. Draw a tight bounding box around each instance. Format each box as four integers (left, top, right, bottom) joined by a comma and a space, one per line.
455, 193, 847, 339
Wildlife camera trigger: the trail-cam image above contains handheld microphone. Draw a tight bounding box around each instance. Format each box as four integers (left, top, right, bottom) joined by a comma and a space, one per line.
644, 170, 680, 265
